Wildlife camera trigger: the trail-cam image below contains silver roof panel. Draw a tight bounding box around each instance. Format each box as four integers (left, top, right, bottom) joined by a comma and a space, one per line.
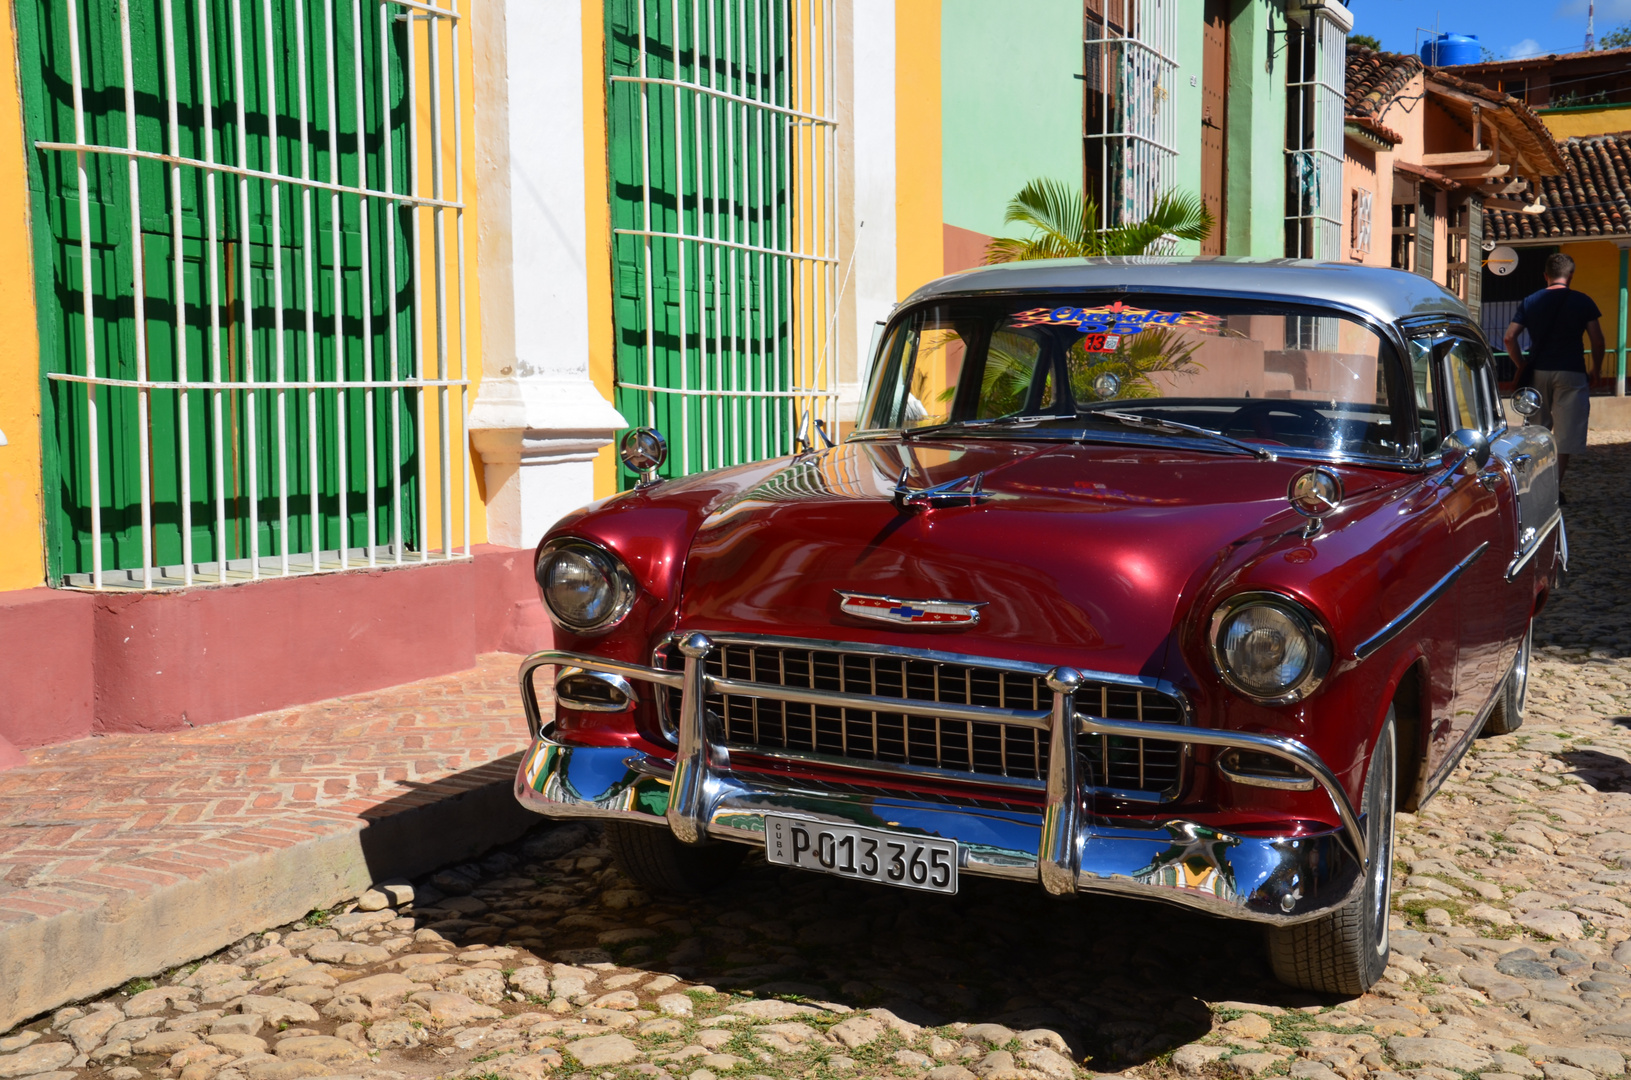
900, 257, 1471, 325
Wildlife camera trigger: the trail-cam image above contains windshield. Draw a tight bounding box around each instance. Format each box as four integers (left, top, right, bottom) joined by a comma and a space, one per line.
857, 293, 1415, 461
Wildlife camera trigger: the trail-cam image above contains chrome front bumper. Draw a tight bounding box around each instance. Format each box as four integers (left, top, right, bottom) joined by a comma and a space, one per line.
513, 637, 1368, 925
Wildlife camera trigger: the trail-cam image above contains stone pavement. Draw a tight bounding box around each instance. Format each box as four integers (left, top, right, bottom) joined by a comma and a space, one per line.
0, 654, 540, 1033
4, 437, 1631, 1080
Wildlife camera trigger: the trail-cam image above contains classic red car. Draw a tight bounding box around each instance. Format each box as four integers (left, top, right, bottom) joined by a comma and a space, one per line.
513, 259, 1561, 995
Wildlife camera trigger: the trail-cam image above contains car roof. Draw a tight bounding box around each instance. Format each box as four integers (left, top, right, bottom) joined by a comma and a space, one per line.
899, 257, 1472, 325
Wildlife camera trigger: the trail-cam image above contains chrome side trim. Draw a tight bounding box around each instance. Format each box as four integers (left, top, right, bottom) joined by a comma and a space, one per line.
1505, 510, 1561, 582
1353, 541, 1489, 661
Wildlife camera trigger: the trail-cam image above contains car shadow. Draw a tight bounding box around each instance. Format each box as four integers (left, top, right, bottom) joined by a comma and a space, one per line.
1557, 748, 1631, 792
419, 821, 1349, 1072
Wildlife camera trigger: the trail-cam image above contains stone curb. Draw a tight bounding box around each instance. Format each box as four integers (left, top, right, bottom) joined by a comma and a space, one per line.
0, 753, 534, 1032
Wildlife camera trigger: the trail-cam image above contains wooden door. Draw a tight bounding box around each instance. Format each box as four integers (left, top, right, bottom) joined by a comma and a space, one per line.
1200, 0, 1228, 255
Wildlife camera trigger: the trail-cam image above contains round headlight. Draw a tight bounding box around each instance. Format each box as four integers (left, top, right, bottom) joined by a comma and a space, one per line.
536, 540, 636, 633
1208, 593, 1331, 703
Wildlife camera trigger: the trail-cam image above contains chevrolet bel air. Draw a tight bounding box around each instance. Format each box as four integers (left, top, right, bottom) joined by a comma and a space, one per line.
511, 258, 1561, 995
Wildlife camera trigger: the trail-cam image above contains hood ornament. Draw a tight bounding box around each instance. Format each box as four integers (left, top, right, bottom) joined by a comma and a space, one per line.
837, 591, 987, 628
1288, 467, 1344, 538
893, 469, 990, 510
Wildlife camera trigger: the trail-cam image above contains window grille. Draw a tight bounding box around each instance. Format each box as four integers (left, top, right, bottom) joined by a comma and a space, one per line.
606, 0, 839, 484
1083, 0, 1178, 235
1351, 188, 1372, 255
1284, 7, 1345, 259
22, 0, 470, 590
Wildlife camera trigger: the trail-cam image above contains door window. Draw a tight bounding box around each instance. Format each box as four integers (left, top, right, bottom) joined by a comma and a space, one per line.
1442, 339, 1498, 434
1407, 337, 1440, 456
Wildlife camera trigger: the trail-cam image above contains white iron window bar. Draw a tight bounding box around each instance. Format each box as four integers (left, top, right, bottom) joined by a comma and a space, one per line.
1083, 0, 1178, 236
611, 0, 841, 479
1285, 5, 1346, 260
38, 0, 471, 591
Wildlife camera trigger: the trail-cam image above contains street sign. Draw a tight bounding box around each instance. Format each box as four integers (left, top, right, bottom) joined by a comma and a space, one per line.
1488, 246, 1519, 276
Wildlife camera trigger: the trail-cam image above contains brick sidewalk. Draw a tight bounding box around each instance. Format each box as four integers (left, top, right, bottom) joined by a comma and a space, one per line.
0, 652, 542, 1031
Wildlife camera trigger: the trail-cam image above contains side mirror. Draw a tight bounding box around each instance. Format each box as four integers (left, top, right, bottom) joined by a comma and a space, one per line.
1511, 387, 1542, 418
1442, 428, 1492, 472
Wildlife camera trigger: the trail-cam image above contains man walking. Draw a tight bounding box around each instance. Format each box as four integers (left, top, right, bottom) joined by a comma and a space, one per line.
1504, 252, 1606, 497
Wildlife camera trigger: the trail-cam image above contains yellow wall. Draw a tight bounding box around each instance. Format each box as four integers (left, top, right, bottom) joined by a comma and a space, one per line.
0, 3, 45, 591
1560, 241, 1627, 378
584, 0, 618, 501
412, 12, 488, 552
1539, 104, 1631, 140
895, 0, 943, 301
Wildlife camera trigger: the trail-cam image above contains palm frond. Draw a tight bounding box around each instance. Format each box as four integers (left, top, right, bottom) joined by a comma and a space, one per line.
985, 181, 1215, 263
984, 179, 1101, 263
1100, 191, 1215, 257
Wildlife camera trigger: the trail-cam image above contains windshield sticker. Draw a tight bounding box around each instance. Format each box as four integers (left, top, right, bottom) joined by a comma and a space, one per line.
1081, 332, 1122, 353
1009, 303, 1226, 337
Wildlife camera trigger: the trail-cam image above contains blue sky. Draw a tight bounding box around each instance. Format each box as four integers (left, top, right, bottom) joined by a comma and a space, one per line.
1351, 0, 1625, 59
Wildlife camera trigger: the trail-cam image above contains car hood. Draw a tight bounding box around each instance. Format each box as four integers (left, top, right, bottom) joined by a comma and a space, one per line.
675, 437, 1321, 676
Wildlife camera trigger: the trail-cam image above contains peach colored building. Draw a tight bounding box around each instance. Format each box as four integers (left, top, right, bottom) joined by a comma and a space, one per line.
1341, 49, 1563, 321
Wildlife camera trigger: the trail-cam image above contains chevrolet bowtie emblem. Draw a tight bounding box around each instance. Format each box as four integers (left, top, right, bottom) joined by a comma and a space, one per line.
836, 591, 987, 627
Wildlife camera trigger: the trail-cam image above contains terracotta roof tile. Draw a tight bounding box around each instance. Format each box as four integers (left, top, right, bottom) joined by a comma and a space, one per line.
1486, 133, 1631, 242
1345, 46, 1422, 120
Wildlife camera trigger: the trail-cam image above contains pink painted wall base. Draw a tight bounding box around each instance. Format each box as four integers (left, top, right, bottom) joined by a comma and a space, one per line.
0, 544, 549, 760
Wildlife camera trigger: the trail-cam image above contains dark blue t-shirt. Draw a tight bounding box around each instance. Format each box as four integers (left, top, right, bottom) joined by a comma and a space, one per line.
1513, 286, 1601, 373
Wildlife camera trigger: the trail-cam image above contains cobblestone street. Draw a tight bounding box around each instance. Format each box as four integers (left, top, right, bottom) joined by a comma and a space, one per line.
4, 436, 1631, 1080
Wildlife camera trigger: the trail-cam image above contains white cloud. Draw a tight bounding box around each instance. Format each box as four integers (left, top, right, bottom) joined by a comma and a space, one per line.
1509, 37, 1545, 57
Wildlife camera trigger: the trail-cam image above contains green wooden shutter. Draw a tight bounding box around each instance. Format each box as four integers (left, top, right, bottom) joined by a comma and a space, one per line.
20, 0, 419, 585
606, 0, 833, 488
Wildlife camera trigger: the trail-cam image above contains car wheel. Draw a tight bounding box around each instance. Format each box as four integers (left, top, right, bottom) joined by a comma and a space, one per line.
1481, 620, 1531, 737
605, 820, 746, 895
1266, 709, 1396, 995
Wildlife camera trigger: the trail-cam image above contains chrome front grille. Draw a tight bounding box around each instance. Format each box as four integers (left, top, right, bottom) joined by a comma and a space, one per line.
659, 639, 1187, 798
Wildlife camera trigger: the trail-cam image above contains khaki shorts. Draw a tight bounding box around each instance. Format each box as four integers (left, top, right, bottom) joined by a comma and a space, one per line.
1531, 369, 1590, 454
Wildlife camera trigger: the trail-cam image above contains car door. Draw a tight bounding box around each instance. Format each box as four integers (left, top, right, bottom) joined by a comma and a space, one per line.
1436, 335, 1520, 760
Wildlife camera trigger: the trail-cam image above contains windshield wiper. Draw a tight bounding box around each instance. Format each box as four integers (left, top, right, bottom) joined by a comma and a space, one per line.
1092, 410, 1277, 462
959, 413, 1066, 428
908, 413, 1069, 437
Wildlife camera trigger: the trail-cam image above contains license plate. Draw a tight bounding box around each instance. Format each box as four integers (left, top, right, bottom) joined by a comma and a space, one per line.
763, 815, 958, 894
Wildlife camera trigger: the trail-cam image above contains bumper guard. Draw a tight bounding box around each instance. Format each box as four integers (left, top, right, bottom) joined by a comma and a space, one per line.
513, 637, 1367, 924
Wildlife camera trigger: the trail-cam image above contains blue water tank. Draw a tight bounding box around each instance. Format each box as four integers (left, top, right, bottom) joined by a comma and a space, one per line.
1421, 33, 1482, 66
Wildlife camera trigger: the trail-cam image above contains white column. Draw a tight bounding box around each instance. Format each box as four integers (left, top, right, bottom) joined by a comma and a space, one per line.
844, 0, 896, 421
469, 0, 625, 549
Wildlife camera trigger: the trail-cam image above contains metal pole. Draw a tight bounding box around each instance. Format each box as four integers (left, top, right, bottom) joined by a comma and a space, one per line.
1617, 243, 1627, 397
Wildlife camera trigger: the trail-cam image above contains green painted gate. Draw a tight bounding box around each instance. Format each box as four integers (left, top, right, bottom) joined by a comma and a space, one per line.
605, 0, 838, 486
20, 0, 418, 586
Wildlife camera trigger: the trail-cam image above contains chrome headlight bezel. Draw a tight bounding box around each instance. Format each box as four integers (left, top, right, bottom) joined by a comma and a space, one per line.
535, 538, 637, 634
1207, 591, 1332, 705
